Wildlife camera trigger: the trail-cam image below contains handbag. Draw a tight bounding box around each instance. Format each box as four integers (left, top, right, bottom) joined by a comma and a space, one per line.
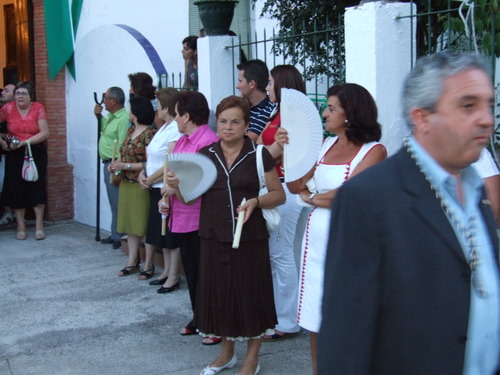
256, 144, 281, 232
21, 141, 39, 182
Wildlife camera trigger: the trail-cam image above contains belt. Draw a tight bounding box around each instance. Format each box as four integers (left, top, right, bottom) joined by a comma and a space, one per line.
102, 159, 111, 164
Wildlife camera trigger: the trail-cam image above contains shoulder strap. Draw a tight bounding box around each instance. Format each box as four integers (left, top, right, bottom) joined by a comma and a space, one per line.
350, 142, 379, 170
26, 140, 33, 157
256, 144, 265, 189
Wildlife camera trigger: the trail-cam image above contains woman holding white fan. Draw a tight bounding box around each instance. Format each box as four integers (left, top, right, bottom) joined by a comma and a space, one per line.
277, 83, 387, 374
164, 96, 284, 375
256, 65, 307, 342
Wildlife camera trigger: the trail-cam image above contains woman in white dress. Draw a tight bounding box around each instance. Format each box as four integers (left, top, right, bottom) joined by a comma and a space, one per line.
138, 88, 183, 288
276, 83, 387, 375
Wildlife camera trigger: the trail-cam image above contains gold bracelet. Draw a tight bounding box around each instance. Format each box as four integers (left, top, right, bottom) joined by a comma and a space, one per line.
255, 196, 260, 208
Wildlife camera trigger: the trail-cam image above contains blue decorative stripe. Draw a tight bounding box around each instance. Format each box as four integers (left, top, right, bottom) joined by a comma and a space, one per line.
115, 24, 167, 75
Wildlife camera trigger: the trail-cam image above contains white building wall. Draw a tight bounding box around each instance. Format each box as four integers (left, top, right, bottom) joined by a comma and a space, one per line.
345, 2, 416, 155
67, 0, 189, 230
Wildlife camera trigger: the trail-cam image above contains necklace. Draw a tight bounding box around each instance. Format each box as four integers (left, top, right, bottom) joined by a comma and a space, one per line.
404, 137, 487, 298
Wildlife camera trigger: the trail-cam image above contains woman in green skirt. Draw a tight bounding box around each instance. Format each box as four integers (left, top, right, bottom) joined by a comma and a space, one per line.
109, 96, 156, 277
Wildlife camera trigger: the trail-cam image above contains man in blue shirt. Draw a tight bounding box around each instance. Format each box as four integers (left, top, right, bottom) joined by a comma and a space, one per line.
318, 52, 499, 375
236, 59, 276, 141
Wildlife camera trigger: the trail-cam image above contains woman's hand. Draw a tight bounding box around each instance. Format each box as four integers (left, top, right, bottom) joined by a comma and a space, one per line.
299, 189, 313, 205
158, 198, 170, 215
109, 161, 125, 173
166, 171, 179, 190
274, 127, 289, 150
237, 197, 259, 223
138, 170, 151, 190
0, 137, 9, 151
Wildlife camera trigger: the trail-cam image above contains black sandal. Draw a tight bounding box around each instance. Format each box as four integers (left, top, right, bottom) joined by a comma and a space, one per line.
138, 266, 155, 280
118, 265, 139, 277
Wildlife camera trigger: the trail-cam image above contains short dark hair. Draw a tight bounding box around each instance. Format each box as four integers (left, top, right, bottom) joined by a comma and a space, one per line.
130, 96, 155, 125
216, 96, 250, 125
155, 88, 179, 117
182, 36, 198, 51
327, 84, 382, 145
269, 65, 306, 114
175, 91, 209, 126
236, 59, 269, 93
108, 87, 125, 106
128, 72, 156, 100
15, 81, 34, 100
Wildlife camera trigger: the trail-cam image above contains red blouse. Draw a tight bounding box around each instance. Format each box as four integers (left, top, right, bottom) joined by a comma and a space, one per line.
260, 112, 283, 178
0, 101, 47, 141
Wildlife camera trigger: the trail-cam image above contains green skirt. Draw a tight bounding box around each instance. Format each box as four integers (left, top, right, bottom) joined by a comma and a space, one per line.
117, 181, 150, 236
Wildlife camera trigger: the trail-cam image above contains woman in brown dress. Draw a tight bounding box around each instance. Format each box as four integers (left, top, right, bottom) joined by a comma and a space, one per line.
166, 96, 285, 375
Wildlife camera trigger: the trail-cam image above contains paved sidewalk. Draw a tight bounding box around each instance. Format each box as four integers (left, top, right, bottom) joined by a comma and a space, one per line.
0, 221, 310, 375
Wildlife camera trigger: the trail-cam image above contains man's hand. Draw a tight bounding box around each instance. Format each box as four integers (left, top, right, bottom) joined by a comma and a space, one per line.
94, 104, 103, 118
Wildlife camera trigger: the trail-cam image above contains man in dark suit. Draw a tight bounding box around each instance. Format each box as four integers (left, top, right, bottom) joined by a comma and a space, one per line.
318, 52, 500, 375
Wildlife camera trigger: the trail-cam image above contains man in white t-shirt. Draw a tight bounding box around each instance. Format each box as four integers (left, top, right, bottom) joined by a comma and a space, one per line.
473, 147, 500, 224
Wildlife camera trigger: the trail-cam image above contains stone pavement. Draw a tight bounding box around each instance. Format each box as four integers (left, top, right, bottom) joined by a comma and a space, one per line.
0, 221, 310, 375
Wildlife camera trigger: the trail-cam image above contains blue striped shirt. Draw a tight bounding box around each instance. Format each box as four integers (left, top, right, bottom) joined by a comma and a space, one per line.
248, 97, 275, 136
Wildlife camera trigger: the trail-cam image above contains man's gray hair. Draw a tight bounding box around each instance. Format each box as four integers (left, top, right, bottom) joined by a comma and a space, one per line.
108, 86, 125, 106
402, 51, 490, 129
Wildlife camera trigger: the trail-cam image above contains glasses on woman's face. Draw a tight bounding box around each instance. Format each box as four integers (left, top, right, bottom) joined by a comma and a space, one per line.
15, 92, 29, 97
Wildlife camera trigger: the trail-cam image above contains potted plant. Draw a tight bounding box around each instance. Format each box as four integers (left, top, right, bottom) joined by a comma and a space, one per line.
194, 0, 239, 36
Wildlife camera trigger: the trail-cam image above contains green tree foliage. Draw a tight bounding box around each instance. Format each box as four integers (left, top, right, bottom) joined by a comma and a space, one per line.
253, 0, 499, 80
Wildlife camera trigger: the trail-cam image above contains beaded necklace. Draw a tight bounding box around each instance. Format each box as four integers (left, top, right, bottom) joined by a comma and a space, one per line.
404, 138, 487, 298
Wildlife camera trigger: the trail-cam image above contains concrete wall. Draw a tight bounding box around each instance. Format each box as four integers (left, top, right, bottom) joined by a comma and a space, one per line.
68, 0, 189, 230
345, 1, 416, 155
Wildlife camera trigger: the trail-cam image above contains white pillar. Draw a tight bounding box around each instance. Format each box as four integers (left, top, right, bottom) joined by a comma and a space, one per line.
198, 35, 240, 114
345, 2, 416, 155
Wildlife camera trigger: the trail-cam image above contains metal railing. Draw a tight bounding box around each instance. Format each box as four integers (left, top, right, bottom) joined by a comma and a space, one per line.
226, 20, 345, 112
397, 1, 499, 161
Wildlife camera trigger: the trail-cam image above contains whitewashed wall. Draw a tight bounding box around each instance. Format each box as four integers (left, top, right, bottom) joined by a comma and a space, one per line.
67, 0, 189, 230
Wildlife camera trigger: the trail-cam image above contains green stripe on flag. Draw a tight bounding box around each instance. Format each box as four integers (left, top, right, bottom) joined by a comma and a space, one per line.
44, 0, 83, 80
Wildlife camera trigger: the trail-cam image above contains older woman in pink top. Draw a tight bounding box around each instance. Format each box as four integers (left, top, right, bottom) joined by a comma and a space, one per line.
0, 81, 49, 241
160, 91, 220, 344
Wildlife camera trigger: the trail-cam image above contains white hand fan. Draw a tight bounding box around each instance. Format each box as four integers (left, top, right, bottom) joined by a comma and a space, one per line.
281, 88, 323, 182
167, 153, 217, 202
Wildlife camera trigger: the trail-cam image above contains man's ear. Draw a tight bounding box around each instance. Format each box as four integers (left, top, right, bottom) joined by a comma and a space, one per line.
248, 80, 256, 90
410, 107, 433, 134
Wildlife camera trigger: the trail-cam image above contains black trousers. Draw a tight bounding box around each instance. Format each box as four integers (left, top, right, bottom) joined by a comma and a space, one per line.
177, 231, 200, 320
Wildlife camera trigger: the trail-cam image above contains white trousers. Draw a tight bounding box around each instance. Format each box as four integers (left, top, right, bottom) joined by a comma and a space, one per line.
268, 183, 302, 333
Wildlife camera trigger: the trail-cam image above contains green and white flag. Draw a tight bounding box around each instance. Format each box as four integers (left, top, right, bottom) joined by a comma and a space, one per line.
44, 0, 83, 80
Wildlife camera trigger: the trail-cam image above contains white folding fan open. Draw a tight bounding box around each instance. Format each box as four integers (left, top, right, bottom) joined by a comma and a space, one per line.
167, 153, 217, 202
281, 88, 323, 182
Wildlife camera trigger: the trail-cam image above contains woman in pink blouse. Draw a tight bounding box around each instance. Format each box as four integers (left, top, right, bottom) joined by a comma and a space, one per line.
160, 91, 220, 345
0, 81, 49, 240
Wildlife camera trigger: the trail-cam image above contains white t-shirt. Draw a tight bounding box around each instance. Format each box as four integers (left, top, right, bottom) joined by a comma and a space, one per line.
473, 148, 499, 179
146, 121, 182, 188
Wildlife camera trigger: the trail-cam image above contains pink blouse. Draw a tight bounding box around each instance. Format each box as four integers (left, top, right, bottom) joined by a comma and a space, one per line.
0, 101, 47, 141
169, 125, 219, 233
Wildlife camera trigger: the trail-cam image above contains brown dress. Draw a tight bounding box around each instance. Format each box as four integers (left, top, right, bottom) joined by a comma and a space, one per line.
195, 138, 278, 339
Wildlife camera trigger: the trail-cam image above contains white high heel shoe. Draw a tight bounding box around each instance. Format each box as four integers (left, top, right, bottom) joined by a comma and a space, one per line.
200, 354, 237, 375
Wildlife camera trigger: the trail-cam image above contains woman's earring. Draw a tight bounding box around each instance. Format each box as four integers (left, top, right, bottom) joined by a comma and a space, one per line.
345, 119, 349, 126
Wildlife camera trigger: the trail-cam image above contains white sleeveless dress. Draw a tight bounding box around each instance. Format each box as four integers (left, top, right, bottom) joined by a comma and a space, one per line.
297, 136, 381, 332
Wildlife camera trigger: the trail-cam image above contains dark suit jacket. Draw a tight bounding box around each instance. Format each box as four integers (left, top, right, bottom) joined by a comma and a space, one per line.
318, 147, 499, 375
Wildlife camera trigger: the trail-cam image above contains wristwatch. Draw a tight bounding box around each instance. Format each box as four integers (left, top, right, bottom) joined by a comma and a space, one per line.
127, 163, 131, 170
308, 193, 316, 205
